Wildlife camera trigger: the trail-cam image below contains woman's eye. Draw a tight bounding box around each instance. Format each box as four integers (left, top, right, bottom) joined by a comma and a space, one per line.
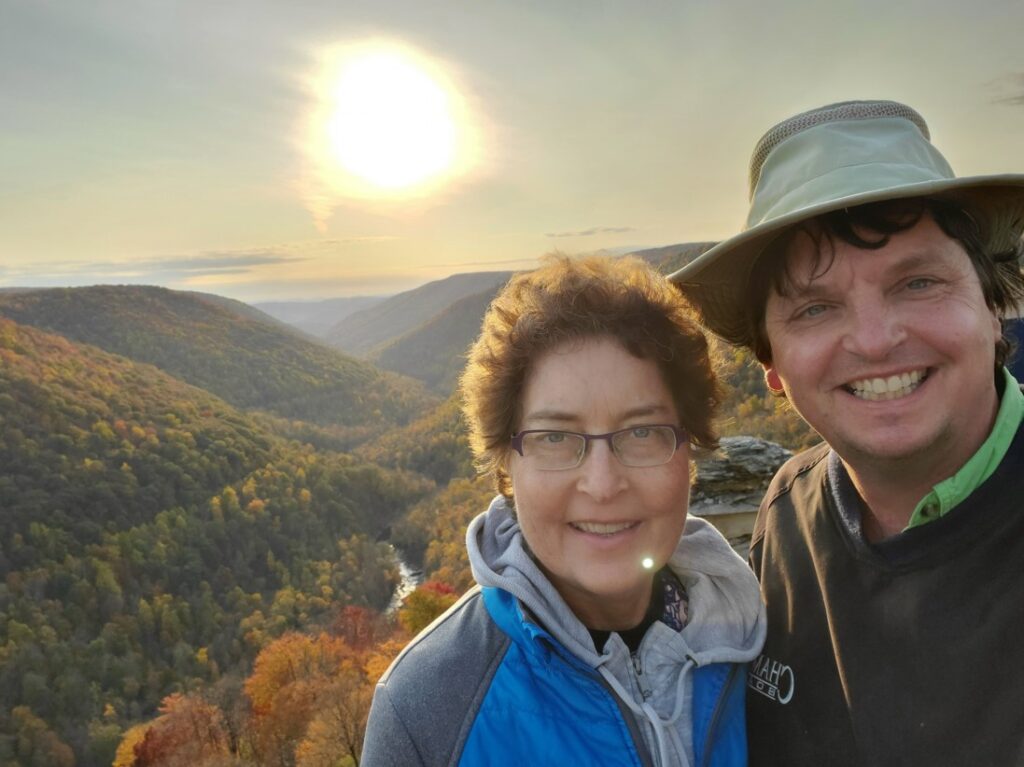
542, 432, 565, 443
631, 427, 651, 438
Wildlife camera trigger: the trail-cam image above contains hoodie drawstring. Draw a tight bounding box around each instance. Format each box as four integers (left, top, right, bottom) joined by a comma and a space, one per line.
598, 654, 697, 767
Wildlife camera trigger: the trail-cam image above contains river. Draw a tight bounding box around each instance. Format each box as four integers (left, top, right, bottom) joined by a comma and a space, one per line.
385, 544, 423, 615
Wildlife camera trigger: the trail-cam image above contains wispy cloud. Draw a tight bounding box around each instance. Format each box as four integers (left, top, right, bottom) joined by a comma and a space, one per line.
108, 251, 303, 275
545, 226, 636, 238
988, 72, 1024, 105
0, 249, 305, 284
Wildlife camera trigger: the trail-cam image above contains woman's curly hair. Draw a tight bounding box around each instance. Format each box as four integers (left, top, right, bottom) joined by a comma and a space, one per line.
461, 255, 723, 499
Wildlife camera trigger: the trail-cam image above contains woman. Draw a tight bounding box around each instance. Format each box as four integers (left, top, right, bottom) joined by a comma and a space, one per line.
362, 256, 765, 767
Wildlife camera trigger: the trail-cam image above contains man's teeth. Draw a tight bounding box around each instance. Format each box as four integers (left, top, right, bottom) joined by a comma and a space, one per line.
848, 370, 925, 401
571, 521, 635, 535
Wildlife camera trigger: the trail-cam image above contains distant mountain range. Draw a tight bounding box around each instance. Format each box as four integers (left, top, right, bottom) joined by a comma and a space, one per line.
255, 295, 386, 338
0, 285, 436, 441
323, 271, 514, 356
251, 245, 717, 397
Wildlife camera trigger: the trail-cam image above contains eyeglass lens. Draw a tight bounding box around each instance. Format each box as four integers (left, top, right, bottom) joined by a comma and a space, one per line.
520, 426, 678, 469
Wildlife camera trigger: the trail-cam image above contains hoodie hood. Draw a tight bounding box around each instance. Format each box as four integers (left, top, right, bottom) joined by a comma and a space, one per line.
467, 495, 603, 664
467, 494, 764, 662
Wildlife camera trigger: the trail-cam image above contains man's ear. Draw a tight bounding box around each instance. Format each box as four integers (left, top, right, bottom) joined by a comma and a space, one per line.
763, 365, 785, 397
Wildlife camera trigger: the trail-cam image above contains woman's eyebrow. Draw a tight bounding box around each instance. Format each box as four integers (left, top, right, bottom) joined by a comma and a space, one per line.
621, 404, 671, 420
522, 404, 670, 426
520, 409, 577, 424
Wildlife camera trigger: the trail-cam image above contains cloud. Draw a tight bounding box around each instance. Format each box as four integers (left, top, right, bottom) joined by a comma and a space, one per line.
989, 72, 1024, 105
0, 249, 306, 285
545, 226, 636, 238
135, 251, 300, 273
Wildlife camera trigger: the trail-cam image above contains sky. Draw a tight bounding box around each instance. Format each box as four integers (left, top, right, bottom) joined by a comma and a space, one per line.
2, 0, 1023, 302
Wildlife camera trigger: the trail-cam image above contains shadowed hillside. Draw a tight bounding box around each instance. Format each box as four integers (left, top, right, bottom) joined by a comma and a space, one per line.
0, 286, 436, 444
369, 286, 501, 394
325, 271, 512, 355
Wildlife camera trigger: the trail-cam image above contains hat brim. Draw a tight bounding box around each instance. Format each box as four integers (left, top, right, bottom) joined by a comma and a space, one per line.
669, 174, 1024, 347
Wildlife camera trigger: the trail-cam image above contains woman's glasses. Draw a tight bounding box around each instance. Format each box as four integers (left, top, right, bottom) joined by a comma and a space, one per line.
510, 425, 687, 471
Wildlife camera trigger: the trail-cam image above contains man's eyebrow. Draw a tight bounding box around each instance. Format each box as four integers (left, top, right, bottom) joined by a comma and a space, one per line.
781, 250, 946, 300
775, 278, 835, 301
881, 251, 948, 276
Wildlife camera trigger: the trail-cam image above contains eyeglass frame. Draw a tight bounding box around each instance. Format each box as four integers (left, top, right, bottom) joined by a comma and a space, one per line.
509, 424, 688, 471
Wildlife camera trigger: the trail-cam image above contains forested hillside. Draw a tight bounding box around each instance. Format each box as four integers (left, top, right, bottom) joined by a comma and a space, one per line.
325, 271, 512, 355
368, 287, 500, 394
0, 318, 433, 766
0, 287, 435, 445
355, 395, 473, 487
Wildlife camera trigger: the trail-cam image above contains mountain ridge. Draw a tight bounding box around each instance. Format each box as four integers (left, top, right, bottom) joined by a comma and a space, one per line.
0, 285, 436, 443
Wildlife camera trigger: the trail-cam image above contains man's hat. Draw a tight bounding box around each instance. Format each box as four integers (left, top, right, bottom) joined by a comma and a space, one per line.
669, 100, 1024, 347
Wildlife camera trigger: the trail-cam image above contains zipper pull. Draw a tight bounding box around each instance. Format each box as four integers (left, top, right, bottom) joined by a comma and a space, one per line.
632, 652, 653, 700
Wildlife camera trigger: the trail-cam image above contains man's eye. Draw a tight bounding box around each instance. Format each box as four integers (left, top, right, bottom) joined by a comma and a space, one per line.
799, 303, 828, 319
906, 277, 935, 290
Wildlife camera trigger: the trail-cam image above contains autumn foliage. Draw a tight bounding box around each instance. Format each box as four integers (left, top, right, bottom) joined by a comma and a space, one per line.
112, 582, 465, 767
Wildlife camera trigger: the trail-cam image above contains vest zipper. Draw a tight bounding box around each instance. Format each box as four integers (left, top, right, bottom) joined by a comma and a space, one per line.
700, 664, 740, 767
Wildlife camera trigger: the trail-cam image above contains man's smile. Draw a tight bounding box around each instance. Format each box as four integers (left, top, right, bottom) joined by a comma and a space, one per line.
844, 369, 928, 401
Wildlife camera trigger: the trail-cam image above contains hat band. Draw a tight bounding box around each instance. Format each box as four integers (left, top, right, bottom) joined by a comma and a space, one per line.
747, 117, 955, 229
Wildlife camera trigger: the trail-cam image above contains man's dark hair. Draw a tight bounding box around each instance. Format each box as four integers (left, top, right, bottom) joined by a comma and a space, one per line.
746, 198, 1024, 369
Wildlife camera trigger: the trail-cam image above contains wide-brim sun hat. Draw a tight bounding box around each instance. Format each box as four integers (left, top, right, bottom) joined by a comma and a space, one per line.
669, 100, 1024, 348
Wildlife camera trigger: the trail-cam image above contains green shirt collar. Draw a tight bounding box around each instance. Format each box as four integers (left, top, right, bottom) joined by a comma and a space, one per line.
907, 367, 1024, 529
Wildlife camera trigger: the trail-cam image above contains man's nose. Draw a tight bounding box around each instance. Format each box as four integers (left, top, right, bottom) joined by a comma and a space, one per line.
575, 439, 628, 501
841, 302, 907, 360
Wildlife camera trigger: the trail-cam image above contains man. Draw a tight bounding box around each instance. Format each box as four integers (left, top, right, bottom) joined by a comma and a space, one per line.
671, 100, 1024, 766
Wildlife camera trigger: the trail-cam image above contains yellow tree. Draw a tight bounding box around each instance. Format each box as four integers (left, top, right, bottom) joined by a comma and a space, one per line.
397, 581, 458, 635
245, 632, 371, 767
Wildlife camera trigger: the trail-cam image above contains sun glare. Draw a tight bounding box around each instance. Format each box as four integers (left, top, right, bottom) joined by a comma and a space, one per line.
304, 40, 477, 215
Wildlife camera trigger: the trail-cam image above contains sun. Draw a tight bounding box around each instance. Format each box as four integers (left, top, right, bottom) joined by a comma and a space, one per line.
304, 41, 476, 208
326, 51, 456, 189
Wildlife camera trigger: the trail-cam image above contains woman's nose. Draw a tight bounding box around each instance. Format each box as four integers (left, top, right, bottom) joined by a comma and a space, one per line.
575, 439, 628, 501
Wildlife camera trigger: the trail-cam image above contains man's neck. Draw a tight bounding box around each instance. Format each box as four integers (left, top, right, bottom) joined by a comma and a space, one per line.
846, 468, 932, 542
844, 410, 1001, 542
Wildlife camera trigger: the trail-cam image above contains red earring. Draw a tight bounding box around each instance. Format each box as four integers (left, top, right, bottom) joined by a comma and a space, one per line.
764, 368, 785, 397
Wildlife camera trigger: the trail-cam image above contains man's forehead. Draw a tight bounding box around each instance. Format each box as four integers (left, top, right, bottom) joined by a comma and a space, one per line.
775, 216, 969, 293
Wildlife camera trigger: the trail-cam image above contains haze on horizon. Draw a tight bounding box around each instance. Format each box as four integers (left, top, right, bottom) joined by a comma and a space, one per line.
3, 0, 1023, 303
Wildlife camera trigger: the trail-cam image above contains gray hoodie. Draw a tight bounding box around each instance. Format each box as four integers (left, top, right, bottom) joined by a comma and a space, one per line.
467, 496, 766, 767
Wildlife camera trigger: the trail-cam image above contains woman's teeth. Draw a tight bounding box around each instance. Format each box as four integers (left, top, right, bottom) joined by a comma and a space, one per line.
571, 521, 636, 535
